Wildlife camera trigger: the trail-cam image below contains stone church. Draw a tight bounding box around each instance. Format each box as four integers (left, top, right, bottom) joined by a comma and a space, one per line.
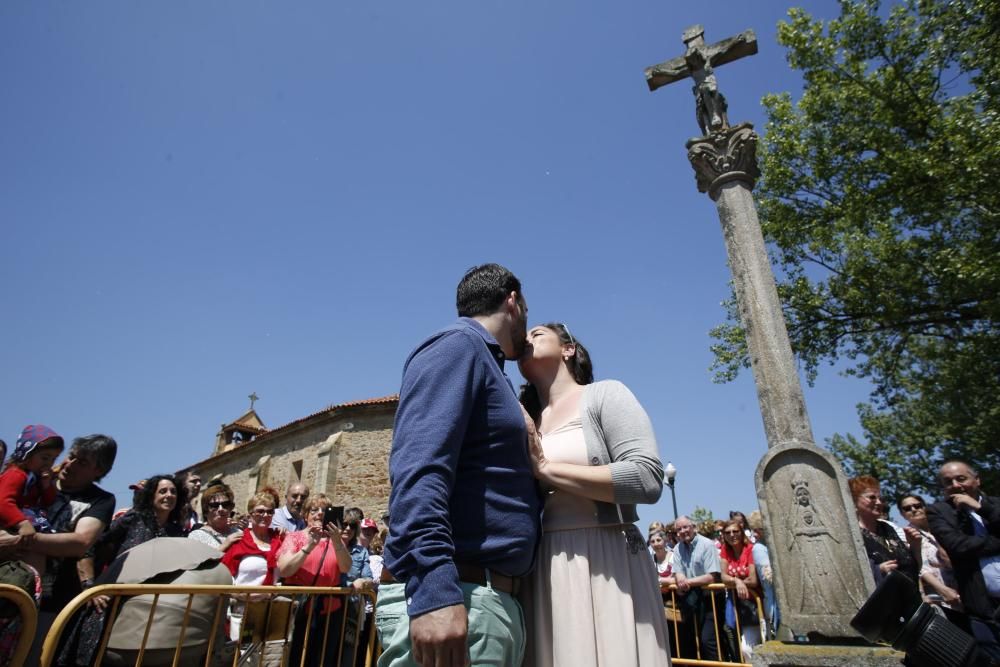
176, 394, 397, 521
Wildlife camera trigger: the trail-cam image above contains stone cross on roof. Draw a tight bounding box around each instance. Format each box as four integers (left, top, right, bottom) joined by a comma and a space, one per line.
644, 24, 758, 135
248, 392, 259, 410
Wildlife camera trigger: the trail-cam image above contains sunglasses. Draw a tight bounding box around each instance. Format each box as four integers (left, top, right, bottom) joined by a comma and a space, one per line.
723, 530, 742, 536
900, 503, 924, 513
251, 509, 275, 517
208, 501, 234, 510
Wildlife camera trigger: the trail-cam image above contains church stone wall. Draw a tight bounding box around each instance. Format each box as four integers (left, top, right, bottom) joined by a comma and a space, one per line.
182, 402, 395, 522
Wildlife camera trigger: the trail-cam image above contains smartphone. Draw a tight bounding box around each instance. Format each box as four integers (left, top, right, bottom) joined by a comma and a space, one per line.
324, 505, 344, 527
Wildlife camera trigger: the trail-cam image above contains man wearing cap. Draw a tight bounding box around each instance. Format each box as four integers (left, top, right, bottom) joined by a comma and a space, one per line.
271, 482, 309, 532
378, 263, 540, 667
112, 479, 147, 521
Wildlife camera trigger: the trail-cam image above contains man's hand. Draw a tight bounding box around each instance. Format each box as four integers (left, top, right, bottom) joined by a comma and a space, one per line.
950, 493, 981, 511
17, 520, 35, 546
878, 559, 899, 575
675, 573, 690, 594
410, 603, 469, 667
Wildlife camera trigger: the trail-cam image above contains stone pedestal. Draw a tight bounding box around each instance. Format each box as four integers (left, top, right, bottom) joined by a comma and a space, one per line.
755, 443, 875, 639
751, 641, 904, 667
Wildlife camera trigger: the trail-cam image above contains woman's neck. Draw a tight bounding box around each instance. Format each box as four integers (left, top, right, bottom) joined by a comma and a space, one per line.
535, 372, 582, 410
729, 542, 744, 558
154, 509, 170, 527
252, 526, 271, 542
858, 514, 879, 533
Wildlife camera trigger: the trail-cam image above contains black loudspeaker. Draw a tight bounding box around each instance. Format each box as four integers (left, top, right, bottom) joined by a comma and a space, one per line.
851, 571, 990, 667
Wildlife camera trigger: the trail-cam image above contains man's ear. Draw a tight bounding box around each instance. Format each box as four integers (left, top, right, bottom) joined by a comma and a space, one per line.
505, 291, 520, 314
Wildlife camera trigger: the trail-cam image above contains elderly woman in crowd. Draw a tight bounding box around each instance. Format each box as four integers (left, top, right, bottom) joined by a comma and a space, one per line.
649, 529, 673, 585
720, 518, 761, 658
221, 488, 284, 641
849, 476, 921, 585
897, 493, 961, 607
276, 494, 351, 667
188, 482, 242, 552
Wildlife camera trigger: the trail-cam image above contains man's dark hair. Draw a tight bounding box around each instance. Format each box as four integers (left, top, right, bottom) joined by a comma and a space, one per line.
71, 434, 118, 481
456, 263, 521, 317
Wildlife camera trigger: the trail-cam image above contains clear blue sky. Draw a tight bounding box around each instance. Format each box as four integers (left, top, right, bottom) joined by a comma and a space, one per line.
1, 0, 864, 528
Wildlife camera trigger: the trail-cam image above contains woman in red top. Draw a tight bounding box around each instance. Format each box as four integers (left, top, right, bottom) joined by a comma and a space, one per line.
221, 489, 283, 642
720, 519, 761, 659
277, 494, 352, 667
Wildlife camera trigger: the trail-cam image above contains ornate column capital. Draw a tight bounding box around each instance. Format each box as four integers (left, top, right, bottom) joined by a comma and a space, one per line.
685, 122, 761, 198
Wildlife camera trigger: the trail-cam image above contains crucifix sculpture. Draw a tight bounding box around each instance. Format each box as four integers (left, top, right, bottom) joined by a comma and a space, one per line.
645, 24, 757, 135
644, 26, 876, 641
248, 392, 259, 410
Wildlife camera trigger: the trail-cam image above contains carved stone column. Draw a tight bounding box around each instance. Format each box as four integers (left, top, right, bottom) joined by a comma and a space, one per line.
686, 123, 876, 639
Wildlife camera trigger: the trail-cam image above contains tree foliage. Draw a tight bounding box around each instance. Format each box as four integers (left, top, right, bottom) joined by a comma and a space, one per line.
689, 505, 715, 526
710, 0, 1000, 502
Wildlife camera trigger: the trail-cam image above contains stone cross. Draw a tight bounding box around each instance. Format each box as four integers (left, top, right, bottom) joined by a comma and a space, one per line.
644, 25, 757, 135
644, 25, 878, 642
248, 392, 259, 410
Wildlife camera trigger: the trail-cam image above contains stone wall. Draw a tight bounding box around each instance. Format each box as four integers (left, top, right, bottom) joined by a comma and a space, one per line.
179, 401, 396, 521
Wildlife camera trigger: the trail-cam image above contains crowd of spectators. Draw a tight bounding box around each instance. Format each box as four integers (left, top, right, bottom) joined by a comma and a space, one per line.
646, 510, 777, 662
0, 424, 390, 667
2, 420, 998, 665
647, 459, 1000, 662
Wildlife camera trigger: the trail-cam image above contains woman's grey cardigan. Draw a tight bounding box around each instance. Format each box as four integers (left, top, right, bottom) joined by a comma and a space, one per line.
580, 379, 665, 525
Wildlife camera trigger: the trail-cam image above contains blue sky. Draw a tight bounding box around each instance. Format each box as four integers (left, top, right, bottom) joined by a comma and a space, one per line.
1, 0, 864, 528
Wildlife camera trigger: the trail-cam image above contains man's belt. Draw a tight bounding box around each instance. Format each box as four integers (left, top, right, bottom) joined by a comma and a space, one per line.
380, 562, 520, 595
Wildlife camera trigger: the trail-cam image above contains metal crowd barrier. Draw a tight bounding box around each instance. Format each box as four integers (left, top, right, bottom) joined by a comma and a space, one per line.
0, 583, 38, 667
661, 581, 768, 667
39, 583, 378, 667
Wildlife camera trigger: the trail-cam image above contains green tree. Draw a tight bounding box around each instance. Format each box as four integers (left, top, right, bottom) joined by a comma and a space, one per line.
710, 0, 1000, 502
689, 506, 715, 525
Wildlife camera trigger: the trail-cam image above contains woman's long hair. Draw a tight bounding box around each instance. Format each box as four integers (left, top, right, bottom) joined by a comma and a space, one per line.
519, 323, 594, 422
133, 473, 187, 527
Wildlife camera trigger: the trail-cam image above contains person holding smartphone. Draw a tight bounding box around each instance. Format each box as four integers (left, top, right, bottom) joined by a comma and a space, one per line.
277, 494, 351, 666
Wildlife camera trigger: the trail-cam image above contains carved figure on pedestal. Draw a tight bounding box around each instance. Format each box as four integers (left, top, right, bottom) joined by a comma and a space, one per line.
786, 475, 853, 614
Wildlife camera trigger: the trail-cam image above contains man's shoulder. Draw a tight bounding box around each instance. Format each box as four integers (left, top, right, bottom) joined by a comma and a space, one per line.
411, 321, 482, 353
927, 499, 955, 518
403, 321, 490, 373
